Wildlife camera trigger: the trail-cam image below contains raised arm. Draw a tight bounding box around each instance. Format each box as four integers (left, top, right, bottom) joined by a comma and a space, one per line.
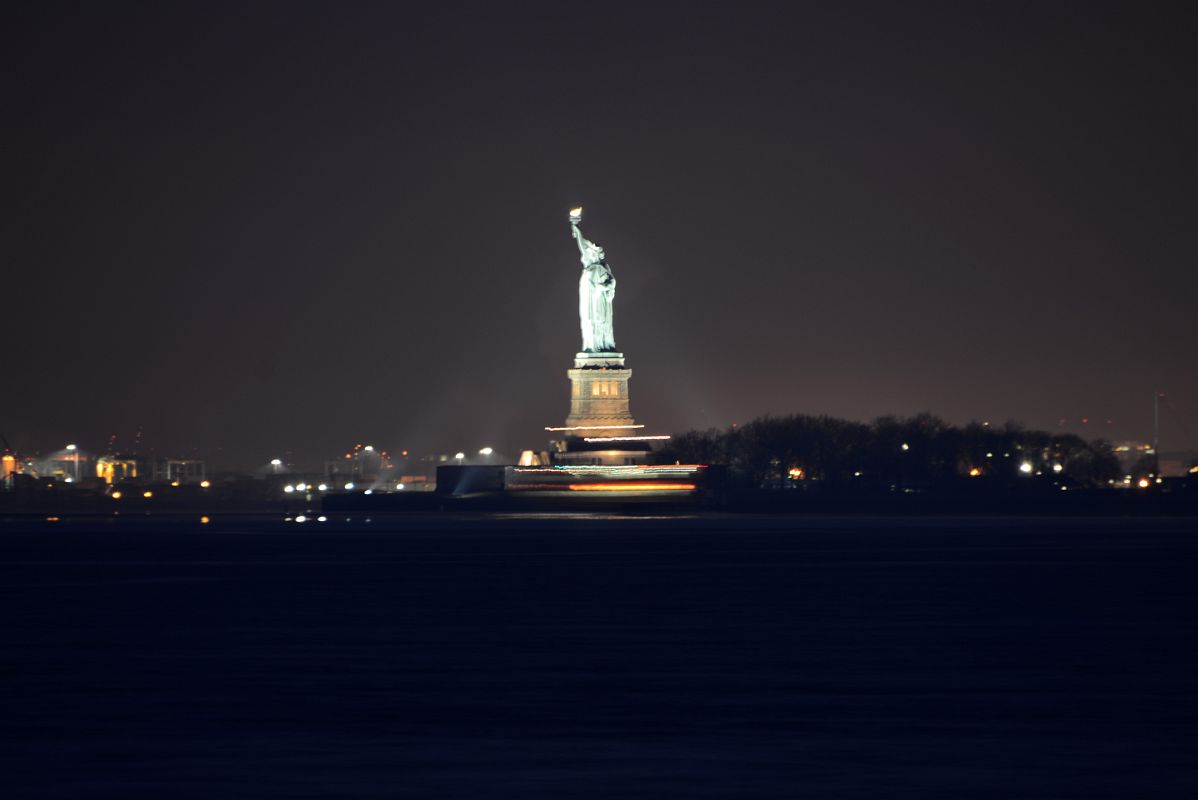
570, 222, 588, 256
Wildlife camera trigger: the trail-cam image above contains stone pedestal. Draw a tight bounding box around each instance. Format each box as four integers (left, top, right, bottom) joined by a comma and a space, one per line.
564, 352, 635, 437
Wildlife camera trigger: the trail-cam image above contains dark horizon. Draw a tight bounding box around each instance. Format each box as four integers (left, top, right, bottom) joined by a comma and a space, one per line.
6, 2, 1197, 471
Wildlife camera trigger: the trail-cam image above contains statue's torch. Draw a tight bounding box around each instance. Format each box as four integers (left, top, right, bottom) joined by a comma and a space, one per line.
569, 207, 583, 224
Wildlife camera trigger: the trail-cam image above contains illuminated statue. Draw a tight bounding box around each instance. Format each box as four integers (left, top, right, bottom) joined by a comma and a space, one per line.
569, 207, 617, 352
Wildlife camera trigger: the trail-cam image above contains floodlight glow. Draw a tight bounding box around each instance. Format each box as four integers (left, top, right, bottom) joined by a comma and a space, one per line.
1019, 462, 1033, 474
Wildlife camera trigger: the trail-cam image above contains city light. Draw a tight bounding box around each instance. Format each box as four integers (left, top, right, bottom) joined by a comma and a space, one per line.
968, 467, 982, 477
344, 482, 354, 490
284, 485, 295, 493
479, 447, 493, 456
66, 444, 77, 451
200, 480, 211, 488
200, 516, 210, 524
317, 516, 328, 522
364, 445, 374, 452
1052, 464, 1063, 473
1137, 478, 1151, 489
111, 490, 122, 499
270, 459, 282, 466
317, 483, 328, 491
582, 435, 672, 442
1019, 462, 1033, 474
396, 483, 405, 490
142, 490, 153, 498
364, 489, 373, 495
295, 515, 308, 523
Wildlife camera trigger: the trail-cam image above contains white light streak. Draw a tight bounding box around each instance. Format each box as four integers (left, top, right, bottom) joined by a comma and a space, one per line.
545, 424, 645, 432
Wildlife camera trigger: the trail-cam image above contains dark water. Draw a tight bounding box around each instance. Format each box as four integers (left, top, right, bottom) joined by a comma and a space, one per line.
3, 514, 1196, 798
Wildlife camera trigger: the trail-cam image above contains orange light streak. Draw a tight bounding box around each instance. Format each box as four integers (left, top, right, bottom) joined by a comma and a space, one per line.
567, 482, 696, 492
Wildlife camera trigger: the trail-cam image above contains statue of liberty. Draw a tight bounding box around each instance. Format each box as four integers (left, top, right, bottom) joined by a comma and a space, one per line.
569, 207, 617, 352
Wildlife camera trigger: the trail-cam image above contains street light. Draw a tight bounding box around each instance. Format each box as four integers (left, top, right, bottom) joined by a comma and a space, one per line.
270, 458, 282, 475
455, 452, 465, 466
479, 447, 493, 456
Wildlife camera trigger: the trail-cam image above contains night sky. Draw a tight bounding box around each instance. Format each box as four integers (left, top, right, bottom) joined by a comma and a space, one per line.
6, 2, 1196, 470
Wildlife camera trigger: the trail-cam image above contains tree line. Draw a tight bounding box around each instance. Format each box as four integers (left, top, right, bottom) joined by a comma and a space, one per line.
663, 413, 1122, 488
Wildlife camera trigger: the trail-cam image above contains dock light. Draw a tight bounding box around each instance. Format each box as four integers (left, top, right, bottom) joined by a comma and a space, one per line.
344, 482, 355, 490
111, 490, 122, 499
317, 483, 328, 492
284, 485, 295, 493
1019, 462, 1033, 474
1137, 478, 1151, 489
1052, 464, 1063, 473
900, 443, 910, 451
479, 447, 493, 456
143, 490, 153, 498
200, 480, 211, 488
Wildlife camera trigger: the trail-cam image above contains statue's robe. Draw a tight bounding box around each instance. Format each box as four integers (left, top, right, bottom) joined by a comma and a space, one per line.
579, 261, 616, 352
